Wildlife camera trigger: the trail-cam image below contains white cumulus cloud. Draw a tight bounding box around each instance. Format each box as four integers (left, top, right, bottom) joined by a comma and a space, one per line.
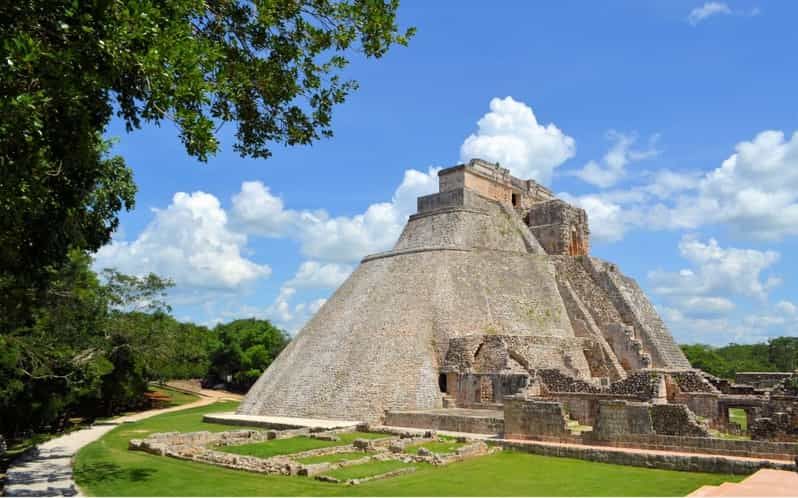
265, 285, 328, 333
564, 130, 798, 244
777, 300, 797, 315
232, 168, 439, 263
574, 131, 660, 188
94, 191, 270, 290
286, 261, 354, 289
460, 97, 575, 185
687, 2, 732, 25
649, 235, 780, 304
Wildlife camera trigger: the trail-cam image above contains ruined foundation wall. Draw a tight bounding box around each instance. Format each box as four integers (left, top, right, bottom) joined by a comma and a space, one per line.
593, 400, 654, 440
651, 404, 710, 437
504, 398, 569, 438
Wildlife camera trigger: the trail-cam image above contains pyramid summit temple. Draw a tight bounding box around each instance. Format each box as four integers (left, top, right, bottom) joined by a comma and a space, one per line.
237, 159, 697, 425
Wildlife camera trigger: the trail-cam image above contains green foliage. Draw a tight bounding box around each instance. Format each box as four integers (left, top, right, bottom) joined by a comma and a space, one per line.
207, 318, 289, 391
1, 1, 410, 437
681, 338, 798, 379
1, 0, 412, 313
0, 253, 216, 437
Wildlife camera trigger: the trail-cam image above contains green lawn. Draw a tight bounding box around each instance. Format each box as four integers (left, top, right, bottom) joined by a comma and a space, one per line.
219, 432, 386, 459
325, 460, 415, 480
296, 452, 370, 465
74, 402, 743, 496
729, 408, 748, 431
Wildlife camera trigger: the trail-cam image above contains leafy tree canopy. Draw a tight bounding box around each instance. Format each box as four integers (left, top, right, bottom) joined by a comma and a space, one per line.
682, 338, 798, 380
208, 318, 289, 391
1, 0, 413, 316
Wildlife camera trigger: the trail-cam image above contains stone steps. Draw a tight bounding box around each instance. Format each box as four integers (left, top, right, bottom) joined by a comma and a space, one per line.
688, 468, 798, 496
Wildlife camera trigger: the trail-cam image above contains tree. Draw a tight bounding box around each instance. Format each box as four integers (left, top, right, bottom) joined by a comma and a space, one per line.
768, 337, 798, 371
2, 1, 410, 435
207, 318, 289, 391
1, 0, 413, 313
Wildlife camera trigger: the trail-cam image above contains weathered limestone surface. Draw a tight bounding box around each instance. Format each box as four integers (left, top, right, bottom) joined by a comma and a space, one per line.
500, 440, 792, 475
240, 203, 586, 422
239, 159, 693, 423
651, 404, 711, 437
582, 257, 691, 369
736, 372, 795, 389
383, 408, 504, 434
503, 398, 569, 438
593, 400, 654, 440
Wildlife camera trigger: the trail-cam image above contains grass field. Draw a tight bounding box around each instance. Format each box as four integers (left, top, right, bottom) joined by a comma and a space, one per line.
325, 460, 415, 480
296, 452, 370, 465
219, 431, 386, 459
729, 408, 748, 431
74, 402, 743, 496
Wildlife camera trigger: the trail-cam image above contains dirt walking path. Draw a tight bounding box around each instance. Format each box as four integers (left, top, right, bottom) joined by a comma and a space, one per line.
2, 383, 239, 497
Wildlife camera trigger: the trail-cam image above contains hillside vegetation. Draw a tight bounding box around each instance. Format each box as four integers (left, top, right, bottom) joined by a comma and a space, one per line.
681, 337, 798, 380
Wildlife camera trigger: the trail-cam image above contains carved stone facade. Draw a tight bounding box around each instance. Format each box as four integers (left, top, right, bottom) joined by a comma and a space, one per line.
526, 200, 590, 256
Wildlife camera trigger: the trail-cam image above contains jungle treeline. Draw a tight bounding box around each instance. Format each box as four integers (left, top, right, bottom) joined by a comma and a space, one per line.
0, 252, 288, 439
681, 338, 798, 380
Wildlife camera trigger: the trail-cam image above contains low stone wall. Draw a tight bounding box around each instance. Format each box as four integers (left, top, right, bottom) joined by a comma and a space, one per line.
736, 372, 795, 389
130, 431, 303, 475
382, 411, 503, 434
671, 371, 720, 393
504, 398, 568, 438
499, 440, 792, 474
547, 392, 641, 426
584, 433, 798, 461
593, 400, 653, 440
131, 428, 494, 481
674, 392, 719, 419
651, 404, 710, 437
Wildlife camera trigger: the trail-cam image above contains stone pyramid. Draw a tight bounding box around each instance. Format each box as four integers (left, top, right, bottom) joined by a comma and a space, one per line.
238, 159, 690, 422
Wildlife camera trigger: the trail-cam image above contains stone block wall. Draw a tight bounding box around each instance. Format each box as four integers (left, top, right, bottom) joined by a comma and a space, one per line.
499, 439, 792, 474
504, 397, 569, 439
585, 433, 798, 461
674, 392, 720, 419
383, 410, 504, 435
651, 404, 710, 437
593, 400, 654, 440
438, 159, 554, 211
736, 372, 795, 389
449, 373, 528, 407
537, 369, 601, 393
525, 200, 589, 256
671, 371, 720, 393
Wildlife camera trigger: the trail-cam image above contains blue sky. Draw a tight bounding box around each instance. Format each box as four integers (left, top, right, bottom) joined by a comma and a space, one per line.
95, 1, 798, 345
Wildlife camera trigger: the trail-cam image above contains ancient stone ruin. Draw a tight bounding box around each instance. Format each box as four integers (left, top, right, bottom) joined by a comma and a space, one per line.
223, 158, 798, 470
239, 158, 692, 422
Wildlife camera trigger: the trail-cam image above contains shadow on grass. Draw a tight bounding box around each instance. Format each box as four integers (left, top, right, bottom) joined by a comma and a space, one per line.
74, 461, 156, 484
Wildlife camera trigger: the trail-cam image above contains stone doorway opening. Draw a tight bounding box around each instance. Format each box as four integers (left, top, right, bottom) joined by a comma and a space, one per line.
438, 373, 448, 393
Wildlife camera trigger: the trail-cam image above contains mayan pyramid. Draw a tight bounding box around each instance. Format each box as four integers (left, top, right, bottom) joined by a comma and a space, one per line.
238, 159, 691, 422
